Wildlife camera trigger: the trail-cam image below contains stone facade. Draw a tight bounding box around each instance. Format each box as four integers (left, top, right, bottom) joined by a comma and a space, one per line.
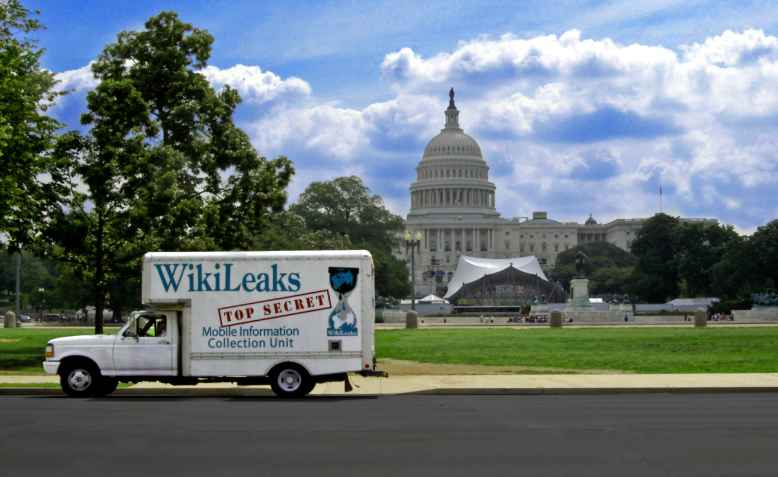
399, 91, 710, 298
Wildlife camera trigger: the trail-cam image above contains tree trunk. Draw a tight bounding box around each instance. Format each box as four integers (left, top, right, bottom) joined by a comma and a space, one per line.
94, 211, 105, 335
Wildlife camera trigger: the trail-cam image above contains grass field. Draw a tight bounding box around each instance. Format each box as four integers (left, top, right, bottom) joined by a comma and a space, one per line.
376, 327, 778, 374
0, 327, 120, 374
3, 326, 778, 375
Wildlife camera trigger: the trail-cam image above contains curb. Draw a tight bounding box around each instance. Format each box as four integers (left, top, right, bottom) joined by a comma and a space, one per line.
3, 386, 778, 397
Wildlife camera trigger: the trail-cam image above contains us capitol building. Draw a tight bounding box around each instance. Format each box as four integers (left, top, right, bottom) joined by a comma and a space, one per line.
400, 89, 654, 298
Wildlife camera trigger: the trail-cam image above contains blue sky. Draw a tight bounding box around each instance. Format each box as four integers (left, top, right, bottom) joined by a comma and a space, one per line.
31, 0, 778, 232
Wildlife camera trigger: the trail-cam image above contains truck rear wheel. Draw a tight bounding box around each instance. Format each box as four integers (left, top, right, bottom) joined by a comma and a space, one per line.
270, 364, 312, 398
60, 362, 100, 397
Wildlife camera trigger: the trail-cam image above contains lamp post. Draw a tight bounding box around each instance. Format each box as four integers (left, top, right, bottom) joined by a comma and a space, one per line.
404, 230, 423, 310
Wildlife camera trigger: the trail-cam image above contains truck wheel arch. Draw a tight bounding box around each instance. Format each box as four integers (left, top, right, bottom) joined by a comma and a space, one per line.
58, 356, 101, 376
268, 360, 312, 378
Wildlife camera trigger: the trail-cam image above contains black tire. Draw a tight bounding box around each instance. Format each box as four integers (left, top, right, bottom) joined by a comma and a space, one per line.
301, 379, 316, 396
94, 377, 119, 397
269, 363, 312, 398
59, 361, 100, 397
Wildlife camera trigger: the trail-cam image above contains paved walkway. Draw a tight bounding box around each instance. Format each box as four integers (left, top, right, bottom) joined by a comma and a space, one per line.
4, 373, 778, 395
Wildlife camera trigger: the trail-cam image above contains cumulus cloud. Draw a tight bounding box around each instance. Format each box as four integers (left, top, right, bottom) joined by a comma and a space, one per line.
49, 29, 778, 230
54, 62, 98, 94
201, 64, 311, 104
249, 104, 367, 162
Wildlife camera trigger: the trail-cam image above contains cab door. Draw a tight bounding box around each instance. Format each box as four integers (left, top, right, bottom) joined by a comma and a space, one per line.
113, 312, 176, 375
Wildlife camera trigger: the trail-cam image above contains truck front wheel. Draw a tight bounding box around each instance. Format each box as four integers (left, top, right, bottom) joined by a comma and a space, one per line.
60, 362, 100, 397
270, 364, 312, 398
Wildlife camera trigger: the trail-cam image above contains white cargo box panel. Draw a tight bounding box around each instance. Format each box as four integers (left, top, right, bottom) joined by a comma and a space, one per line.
142, 251, 374, 377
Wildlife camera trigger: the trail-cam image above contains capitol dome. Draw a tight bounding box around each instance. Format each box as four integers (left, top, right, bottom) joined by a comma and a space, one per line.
408, 89, 497, 217
421, 90, 484, 161
422, 130, 483, 160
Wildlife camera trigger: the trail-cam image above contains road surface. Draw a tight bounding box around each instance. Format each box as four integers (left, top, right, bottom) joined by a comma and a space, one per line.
1, 393, 776, 476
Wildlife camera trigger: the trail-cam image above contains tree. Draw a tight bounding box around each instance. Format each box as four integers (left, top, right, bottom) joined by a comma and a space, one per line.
673, 221, 739, 297
0, 0, 62, 250
711, 235, 758, 302
47, 12, 293, 333
252, 211, 353, 251
747, 219, 778, 291
552, 241, 637, 296
629, 213, 681, 302
290, 176, 410, 298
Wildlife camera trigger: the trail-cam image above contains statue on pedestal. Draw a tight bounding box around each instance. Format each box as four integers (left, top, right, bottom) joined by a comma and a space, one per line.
575, 251, 589, 278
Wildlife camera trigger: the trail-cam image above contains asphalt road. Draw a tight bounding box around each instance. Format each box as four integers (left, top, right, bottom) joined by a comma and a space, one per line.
2, 393, 777, 477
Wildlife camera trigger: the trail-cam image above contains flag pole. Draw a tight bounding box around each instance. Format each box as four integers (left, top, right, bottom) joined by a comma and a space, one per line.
659, 184, 663, 213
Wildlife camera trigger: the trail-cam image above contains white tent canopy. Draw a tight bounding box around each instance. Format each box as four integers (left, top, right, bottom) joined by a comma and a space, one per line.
419, 294, 448, 303
444, 255, 548, 299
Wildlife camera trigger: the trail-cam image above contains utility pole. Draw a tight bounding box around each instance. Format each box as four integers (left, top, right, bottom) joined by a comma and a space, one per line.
15, 251, 21, 317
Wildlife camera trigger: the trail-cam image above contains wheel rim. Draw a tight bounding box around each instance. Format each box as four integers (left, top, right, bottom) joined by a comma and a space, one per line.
67, 368, 92, 392
277, 369, 302, 393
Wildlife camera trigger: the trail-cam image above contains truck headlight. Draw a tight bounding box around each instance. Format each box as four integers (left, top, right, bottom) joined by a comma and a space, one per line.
45, 344, 54, 359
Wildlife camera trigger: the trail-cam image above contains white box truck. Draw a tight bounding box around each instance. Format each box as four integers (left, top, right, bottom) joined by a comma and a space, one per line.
43, 250, 384, 397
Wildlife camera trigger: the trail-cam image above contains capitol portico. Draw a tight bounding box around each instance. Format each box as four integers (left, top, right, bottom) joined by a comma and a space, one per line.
401, 89, 647, 298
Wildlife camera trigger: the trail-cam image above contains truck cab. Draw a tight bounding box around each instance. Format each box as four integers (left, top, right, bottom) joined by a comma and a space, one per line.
44, 310, 179, 396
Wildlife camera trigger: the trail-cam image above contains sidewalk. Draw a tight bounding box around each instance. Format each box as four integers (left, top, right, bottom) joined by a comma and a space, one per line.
3, 373, 778, 396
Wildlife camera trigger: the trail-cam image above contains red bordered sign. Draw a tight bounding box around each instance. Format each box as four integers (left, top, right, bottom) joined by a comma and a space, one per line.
218, 289, 333, 328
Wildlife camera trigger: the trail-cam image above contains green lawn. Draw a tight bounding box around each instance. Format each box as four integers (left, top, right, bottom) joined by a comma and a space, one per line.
376, 327, 778, 373
0, 327, 119, 374
3, 326, 778, 375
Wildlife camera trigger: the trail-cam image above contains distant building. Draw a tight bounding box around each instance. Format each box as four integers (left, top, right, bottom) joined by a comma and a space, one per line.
399, 89, 714, 297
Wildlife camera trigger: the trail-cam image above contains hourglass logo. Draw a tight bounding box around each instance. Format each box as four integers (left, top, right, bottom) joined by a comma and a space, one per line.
327, 267, 359, 336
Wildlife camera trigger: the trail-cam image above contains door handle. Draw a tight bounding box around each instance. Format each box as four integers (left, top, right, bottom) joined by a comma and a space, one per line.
160, 340, 171, 345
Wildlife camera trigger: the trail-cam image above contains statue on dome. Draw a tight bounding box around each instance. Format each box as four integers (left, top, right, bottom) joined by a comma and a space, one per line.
448, 87, 455, 108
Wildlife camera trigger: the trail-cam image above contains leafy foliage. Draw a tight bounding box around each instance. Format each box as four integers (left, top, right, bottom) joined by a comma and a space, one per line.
552, 241, 637, 296
44, 12, 293, 332
0, 0, 62, 250
629, 213, 682, 302
290, 176, 410, 298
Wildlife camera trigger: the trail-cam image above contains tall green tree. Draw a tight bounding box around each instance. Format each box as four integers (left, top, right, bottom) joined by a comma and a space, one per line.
673, 221, 739, 297
629, 213, 681, 302
48, 12, 293, 333
290, 176, 410, 298
552, 241, 637, 296
0, 0, 62, 250
711, 234, 758, 301
748, 219, 778, 291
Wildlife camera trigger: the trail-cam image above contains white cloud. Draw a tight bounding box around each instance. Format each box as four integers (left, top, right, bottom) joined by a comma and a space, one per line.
49, 29, 778, 230
52, 62, 310, 110
54, 62, 97, 94
249, 104, 367, 161
201, 64, 311, 104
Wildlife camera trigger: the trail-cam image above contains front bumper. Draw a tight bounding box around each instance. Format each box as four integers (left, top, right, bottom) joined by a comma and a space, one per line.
42, 360, 59, 375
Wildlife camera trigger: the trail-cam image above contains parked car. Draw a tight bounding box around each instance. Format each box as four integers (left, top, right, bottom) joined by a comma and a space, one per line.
17, 314, 32, 323
44, 313, 64, 322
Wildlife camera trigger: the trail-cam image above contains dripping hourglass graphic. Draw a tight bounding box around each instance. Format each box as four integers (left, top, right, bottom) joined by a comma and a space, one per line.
328, 267, 359, 336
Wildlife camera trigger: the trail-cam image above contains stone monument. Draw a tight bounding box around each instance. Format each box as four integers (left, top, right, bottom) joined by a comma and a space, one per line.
4, 310, 17, 328
570, 251, 591, 309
